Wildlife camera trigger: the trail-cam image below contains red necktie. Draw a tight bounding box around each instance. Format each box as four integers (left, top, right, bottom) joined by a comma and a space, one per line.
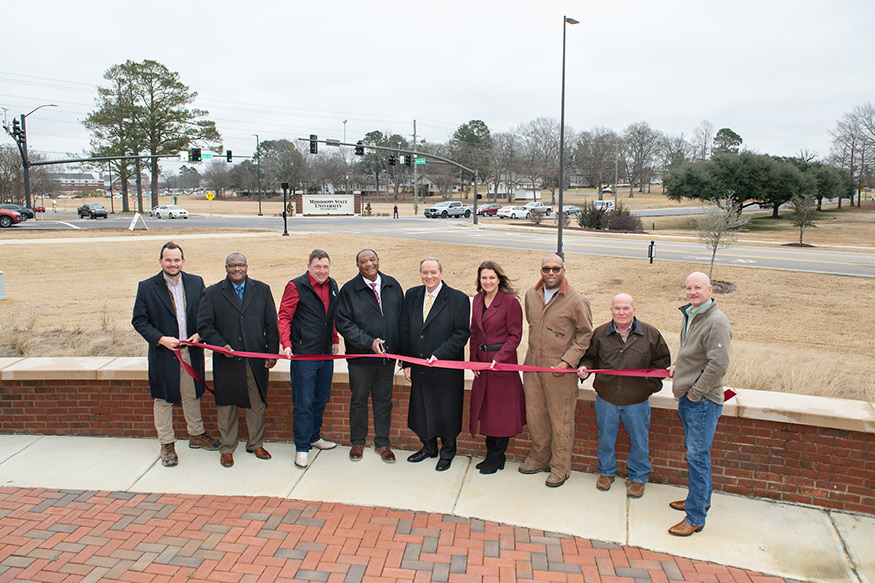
369, 282, 382, 313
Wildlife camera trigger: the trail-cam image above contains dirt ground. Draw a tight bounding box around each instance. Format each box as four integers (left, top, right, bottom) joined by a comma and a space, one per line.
1, 228, 872, 401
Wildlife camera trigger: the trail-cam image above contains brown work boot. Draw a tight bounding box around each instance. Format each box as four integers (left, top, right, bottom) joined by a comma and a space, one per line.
188, 433, 220, 450
160, 442, 178, 467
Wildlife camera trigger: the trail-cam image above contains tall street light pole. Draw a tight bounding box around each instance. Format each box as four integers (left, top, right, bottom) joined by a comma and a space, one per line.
557, 16, 578, 259
253, 133, 262, 216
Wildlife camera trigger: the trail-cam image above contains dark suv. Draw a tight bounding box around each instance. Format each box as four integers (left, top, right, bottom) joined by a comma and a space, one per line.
0, 203, 34, 220
77, 203, 108, 219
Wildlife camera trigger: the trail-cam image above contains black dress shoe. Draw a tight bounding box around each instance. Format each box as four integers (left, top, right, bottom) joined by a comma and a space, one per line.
407, 450, 438, 463
435, 458, 452, 472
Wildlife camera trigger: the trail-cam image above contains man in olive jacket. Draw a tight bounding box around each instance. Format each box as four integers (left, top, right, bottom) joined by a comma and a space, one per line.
578, 294, 670, 498
520, 254, 593, 488
198, 253, 279, 468
667, 272, 732, 537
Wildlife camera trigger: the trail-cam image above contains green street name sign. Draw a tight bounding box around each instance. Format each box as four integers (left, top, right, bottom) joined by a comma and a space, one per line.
415, 158, 426, 165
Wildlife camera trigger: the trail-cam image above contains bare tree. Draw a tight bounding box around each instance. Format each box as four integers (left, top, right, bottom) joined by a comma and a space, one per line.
575, 127, 622, 195
829, 105, 873, 208
695, 195, 750, 279
490, 132, 520, 201
693, 120, 715, 161
516, 117, 561, 204
623, 122, 662, 195
202, 160, 231, 197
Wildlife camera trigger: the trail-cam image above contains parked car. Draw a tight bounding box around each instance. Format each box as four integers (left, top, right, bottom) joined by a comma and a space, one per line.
477, 203, 503, 216
0, 208, 23, 228
523, 201, 552, 216
560, 205, 581, 217
153, 205, 189, 219
77, 203, 108, 219
496, 206, 531, 219
423, 200, 472, 218
148, 206, 160, 217
592, 200, 615, 211
0, 204, 34, 220
32, 205, 46, 213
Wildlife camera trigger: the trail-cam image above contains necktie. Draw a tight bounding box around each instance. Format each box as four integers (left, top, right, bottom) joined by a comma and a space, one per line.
423, 293, 433, 322
235, 285, 244, 307
369, 282, 382, 313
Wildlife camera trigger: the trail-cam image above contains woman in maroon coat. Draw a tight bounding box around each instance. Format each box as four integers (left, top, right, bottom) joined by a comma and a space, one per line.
469, 261, 526, 474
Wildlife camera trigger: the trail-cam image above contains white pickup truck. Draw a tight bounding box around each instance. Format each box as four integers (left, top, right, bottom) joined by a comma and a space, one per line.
423, 200, 473, 218
523, 201, 552, 216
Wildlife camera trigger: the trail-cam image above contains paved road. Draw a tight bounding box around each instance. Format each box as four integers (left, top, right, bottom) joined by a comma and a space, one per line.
9, 213, 874, 278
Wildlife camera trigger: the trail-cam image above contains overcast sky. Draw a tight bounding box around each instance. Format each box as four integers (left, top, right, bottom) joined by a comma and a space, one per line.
2, 0, 873, 170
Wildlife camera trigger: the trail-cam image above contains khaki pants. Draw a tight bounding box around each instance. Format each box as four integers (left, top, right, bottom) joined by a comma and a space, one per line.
154, 347, 205, 444
217, 364, 266, 454
522, 371, 579, 480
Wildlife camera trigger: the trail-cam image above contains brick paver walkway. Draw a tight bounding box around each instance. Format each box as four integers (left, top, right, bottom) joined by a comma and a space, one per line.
0, 488, 796, 583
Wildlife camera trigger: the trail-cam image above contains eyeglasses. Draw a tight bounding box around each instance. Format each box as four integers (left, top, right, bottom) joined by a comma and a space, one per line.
226, 263, 247, 269
541, 266, 563, 273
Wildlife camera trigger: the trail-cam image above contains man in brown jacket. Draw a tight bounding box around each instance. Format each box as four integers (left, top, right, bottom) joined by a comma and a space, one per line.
578, 294, 671, 498
520, 254, 593, 487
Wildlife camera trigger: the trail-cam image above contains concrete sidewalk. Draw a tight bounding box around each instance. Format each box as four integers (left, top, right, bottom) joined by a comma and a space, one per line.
0, 434, 872, 583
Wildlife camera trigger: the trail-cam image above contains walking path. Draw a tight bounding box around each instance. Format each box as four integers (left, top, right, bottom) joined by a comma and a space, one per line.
1, 435, 872, 583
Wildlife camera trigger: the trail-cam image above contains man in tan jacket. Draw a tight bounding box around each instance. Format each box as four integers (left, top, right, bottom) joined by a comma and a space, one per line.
520, 254, 593, 487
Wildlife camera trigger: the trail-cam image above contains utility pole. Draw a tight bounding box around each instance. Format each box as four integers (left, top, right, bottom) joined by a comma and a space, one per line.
413, 119, 418, 215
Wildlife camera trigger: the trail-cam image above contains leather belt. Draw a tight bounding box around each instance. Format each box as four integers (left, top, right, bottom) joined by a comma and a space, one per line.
478, 344, 504, 351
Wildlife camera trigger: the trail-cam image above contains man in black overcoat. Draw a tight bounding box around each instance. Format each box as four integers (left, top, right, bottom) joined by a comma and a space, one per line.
400, 257, 470, 471
197, 253, 279, 468
132, 241, 219, 467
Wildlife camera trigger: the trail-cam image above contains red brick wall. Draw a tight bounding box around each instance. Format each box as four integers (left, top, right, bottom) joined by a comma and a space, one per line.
1, 378, 872, 515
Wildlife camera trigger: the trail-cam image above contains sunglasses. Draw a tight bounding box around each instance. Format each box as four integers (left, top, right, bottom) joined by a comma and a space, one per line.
541, 266, 563, 273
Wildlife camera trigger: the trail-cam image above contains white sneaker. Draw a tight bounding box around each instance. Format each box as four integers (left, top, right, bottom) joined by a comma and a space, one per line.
295, 451, 309, 468
310, 438, 337, 450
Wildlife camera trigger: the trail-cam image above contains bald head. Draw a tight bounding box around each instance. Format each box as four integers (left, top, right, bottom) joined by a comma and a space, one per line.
685, 272, 713, 308
611, 294, 636, 330
539, 253, 565, 290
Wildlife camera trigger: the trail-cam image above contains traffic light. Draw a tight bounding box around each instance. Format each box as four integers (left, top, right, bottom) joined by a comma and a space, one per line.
309, 134, 318, 154
404, 154, 412, 167
355, 140, 364, 156
226, 150, 233, 163
388, 154, 396, 166
190, 148, 201, 162
11, 119, 22, 141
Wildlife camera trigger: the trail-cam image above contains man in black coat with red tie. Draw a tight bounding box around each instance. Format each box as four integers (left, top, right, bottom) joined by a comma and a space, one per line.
400, 257, 470, 471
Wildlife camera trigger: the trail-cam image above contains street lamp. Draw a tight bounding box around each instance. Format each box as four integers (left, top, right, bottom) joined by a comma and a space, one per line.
253, 134, 262, 216
557, 16, 578, 259
12, 104, 57, 209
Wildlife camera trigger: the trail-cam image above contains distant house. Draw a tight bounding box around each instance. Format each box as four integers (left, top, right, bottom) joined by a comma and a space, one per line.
52, 173, 102, 192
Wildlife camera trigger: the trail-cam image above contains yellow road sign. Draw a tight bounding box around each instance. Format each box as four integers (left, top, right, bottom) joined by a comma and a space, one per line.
206, 192, 215, 201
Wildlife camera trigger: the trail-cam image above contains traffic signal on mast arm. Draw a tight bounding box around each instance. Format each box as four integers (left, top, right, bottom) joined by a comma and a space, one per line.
355, 140, 364, 156
226, 150, 233, 163
190, 148, 202, 162
404, 154, 412, 167
388, 154, 396, 166
309, 134, 318, 154
11, 119, 23, 143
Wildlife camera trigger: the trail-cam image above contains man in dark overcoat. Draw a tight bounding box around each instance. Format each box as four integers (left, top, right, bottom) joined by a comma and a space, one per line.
132, 241, 219, 467
197, 253, 279, 468
400, 257, 470, 471
335, 249, 404, 463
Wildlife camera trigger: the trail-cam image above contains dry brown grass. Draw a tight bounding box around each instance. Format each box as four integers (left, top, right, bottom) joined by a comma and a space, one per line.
1, 229, 873, 401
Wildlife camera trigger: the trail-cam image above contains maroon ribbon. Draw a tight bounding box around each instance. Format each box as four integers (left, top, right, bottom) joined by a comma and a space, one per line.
174, 340, 734, 401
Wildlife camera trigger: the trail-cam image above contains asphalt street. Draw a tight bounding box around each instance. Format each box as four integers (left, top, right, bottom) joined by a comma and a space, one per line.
7, 212, 874, 278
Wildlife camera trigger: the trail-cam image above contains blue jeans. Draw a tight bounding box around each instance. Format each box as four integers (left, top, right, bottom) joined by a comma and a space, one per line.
678, 394, 722, 527
291, 359, 334, 452
595, 396, 651, 483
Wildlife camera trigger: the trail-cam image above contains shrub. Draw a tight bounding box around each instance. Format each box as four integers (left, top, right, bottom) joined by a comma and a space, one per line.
601, 203, 643, 231
577, 203, 609, 229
